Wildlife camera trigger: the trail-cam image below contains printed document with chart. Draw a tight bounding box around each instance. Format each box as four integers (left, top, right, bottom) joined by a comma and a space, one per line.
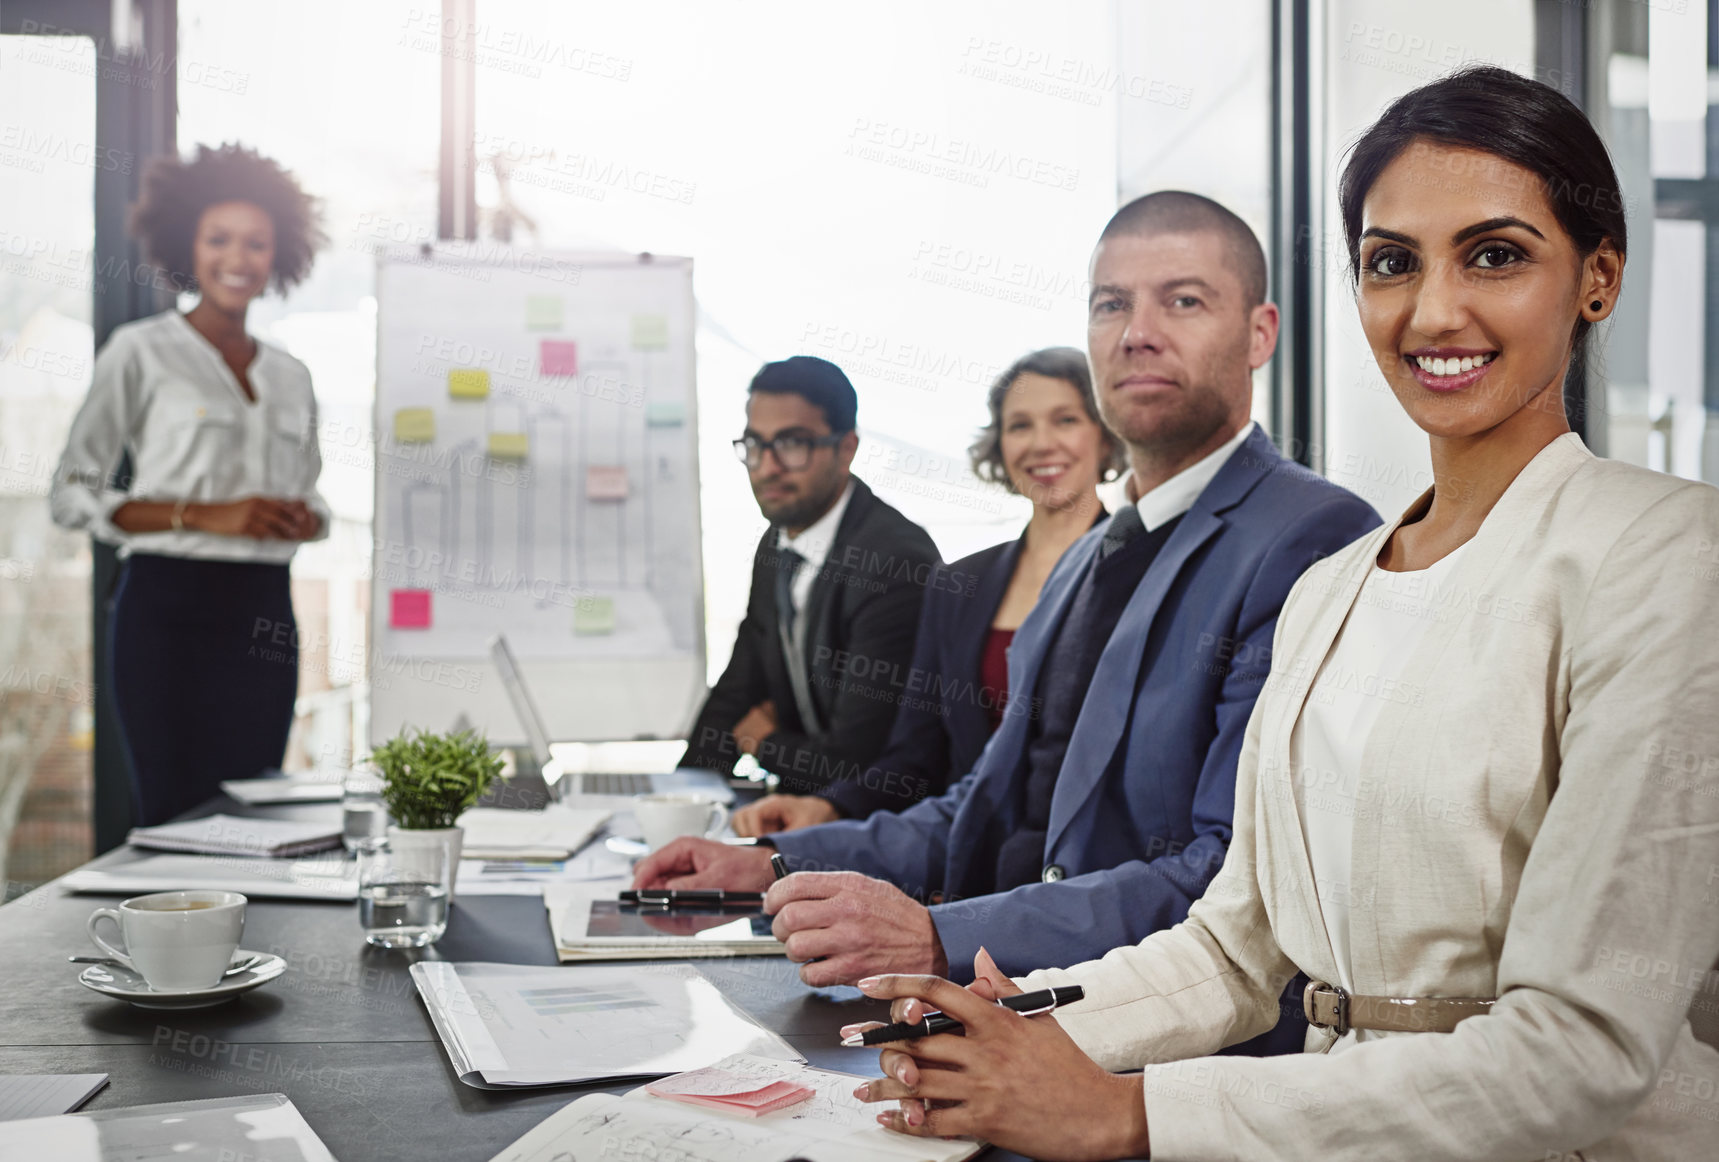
409, 962, 799, 1088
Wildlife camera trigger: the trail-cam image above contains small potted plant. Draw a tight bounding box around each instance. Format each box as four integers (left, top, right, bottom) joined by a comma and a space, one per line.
368, 727, 503, 900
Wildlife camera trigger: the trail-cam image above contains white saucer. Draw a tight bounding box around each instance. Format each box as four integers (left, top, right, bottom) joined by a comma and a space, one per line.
77, 950, 286, 1009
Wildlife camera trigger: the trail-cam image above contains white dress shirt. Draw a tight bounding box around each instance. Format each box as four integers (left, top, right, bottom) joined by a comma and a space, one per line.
1131, 421, 1255, 531
776, 479, 854, 613
50, 311, 330, 564
1289, 540, 1469, 1050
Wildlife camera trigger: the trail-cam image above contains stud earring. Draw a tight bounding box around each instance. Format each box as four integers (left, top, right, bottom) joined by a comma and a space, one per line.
1591, 300, 1603, 311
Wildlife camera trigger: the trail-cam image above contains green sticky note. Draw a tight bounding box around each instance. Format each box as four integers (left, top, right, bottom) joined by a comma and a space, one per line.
488, 432, 529, 460
574, 595, 616, 635
393, 407, 436, 443
448, 369, 490, 399
631, 313, 670, 351
525, 295, 563, 331
645, 400, 685, 427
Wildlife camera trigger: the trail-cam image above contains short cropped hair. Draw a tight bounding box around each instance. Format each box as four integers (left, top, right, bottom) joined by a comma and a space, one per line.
747, 356, 859, 433
969, 347, 1126, 492
129, 143, 326, 294
1099, 190, 1268, 308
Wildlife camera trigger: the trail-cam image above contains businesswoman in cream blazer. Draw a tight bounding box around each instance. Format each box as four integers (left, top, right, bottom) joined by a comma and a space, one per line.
848, 66, 1719, 1162
51, 144, 329, 825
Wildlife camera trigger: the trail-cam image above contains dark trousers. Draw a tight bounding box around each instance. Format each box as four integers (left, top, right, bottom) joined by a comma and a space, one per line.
109, 553, 298, 826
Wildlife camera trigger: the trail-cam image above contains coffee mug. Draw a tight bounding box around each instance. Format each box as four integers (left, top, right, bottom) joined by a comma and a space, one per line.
87, 890, 246, 991
633, 793, 730, 851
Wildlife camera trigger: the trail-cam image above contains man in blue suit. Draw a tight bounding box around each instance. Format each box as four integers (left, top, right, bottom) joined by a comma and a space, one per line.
636, 191, 1380, 989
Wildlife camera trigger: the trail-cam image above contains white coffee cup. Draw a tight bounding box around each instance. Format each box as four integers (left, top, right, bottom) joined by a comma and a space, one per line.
87, 890, 246, 991
633, 793, 730, 850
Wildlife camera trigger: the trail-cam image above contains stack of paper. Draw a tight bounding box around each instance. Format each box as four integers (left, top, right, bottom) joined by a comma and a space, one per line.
62, 853, 359, 901
409, 962, 800, 1089
543, 883, 784, 962
490, 1054, 983, 1162
455, 806, 609, 861
645, 1067, 813, 1116
127, 814, 342, 858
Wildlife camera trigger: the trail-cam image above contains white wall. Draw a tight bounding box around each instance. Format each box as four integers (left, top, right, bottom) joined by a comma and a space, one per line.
1116, 0, 1275, 433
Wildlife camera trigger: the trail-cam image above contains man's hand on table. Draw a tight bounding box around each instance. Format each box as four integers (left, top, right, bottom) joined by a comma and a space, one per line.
764, 870, 947, 988
632, 836, 775, 891
731, 701, 778, 756
733, 793, 841, 836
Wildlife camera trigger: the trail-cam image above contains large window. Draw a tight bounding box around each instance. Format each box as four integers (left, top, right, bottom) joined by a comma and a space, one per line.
1588, 0, 1718, 487
0, 36, 97, 890
180, 0, 1124, 731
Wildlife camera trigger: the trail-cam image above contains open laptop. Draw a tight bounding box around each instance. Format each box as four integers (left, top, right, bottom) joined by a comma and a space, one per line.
489, 635, 733, 808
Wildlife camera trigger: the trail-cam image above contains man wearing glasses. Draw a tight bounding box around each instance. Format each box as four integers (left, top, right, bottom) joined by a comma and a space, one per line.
682, 356, 940, 804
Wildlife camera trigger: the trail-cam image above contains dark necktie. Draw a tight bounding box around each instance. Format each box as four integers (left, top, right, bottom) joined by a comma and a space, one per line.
774, 546, 806, 632
1098, 503, 1144, 565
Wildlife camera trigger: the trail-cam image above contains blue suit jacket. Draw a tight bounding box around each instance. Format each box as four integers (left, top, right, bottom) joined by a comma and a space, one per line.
773, 427, 1382, 979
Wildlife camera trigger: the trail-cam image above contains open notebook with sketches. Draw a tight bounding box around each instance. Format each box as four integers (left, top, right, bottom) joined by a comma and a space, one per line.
489, 1052, 983, 1162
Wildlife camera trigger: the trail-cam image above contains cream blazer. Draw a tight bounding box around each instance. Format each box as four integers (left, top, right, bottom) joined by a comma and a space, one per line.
1020, 434, 1719, 1161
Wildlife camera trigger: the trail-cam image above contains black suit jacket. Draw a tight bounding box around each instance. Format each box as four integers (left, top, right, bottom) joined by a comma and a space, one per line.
817, 535, 1018, 818
684, 476, 941, 790
822, 508, 1108, 818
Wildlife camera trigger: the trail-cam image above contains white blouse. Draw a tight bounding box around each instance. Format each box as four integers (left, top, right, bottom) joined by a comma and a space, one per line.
1288, 540, 1468, 1049
50, 311, 330, 564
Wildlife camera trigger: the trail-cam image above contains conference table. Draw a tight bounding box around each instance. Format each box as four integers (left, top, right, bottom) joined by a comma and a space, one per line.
0, 789, 1070, 1161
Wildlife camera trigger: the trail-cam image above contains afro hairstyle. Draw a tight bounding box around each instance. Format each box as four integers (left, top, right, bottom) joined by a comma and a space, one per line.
128, 143, 326, 294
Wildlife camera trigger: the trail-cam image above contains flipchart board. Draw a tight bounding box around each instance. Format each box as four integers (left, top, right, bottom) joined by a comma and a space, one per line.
369, 246, 705, 747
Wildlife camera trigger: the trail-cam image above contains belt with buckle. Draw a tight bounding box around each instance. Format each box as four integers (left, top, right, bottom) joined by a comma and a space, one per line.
1302, 981, 1495, 1037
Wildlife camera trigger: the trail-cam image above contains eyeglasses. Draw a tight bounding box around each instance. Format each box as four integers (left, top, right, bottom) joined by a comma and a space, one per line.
732, 431, 844, 471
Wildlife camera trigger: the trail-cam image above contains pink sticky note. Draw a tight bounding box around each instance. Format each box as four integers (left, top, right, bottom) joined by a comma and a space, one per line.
587, 465, 628, 500
539, 339, 579, 377
390, 589, 432, 629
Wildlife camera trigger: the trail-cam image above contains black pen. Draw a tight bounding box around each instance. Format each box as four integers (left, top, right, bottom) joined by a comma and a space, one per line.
839, 985, 1084, 1046
619, 889, 764, 905
770, 852, 790, 881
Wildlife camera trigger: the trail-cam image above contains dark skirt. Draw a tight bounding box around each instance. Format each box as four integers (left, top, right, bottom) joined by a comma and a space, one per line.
109, 553, 299, 826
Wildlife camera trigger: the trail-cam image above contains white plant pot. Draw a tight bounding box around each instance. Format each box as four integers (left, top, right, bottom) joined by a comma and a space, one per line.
387, 825, 463, 903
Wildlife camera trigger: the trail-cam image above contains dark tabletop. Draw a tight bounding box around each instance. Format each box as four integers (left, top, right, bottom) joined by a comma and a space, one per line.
0, 793, 1049, 1160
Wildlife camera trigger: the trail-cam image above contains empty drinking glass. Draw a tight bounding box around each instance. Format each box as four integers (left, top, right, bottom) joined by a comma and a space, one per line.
341, 771, 389, 851
356, 837, 449, 948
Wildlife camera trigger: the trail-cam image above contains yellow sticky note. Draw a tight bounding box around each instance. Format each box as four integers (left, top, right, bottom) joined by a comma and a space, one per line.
525, 295, 563, 331
488, 432, 529, 460
449, 369, 490, 399
574, 596, 616, 635
631, 314, 670, 351
392, 407, 436, 443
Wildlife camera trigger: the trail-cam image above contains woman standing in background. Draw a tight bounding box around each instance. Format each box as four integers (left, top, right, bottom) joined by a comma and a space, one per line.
51, 144, 329, 825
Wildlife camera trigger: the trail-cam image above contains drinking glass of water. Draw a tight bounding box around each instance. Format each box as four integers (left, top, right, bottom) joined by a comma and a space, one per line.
356, 838, 449, 948
341, 771, 389, 852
